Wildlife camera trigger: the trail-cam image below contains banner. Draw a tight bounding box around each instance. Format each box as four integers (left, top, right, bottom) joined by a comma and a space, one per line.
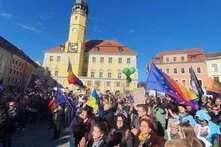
131, 87, 146, 105
207, 77, 221, 94
25, 74, 48, 93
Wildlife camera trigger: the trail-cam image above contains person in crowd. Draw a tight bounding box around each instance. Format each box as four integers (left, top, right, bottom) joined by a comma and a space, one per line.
165, 119, 180, 140
73, 106, 96, 146
106, 114, 133, 147
132, 118, 165, 147
0, 104, 8, 147
48, 96, 56, 129
78, 122, 108, 147
6, 102, 18, 147
103, 103, 114, 129
52, 104, 63, 140
169, 104, 196, 126
165, 139, 191, 147
178, 122, 204, 147
195, 109, 221, 144
115, 100, 128, 118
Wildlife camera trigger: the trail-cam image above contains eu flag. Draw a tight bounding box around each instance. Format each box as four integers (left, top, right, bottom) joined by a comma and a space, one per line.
147, 63, 183, 102
56, 88, 77, 111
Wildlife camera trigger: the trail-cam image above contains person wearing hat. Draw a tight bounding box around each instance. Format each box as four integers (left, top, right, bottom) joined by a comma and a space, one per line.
195, 109, 221, 144
168, 104, 196, 126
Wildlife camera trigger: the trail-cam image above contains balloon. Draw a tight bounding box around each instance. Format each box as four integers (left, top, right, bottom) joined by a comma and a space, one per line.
129, 67, 136, 74
126, 76, 132, 83
122, 67, 136, 83
122, 67, 130, 75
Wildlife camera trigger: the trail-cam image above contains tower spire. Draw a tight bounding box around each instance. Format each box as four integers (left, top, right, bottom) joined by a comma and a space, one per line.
73, 0, 88, 15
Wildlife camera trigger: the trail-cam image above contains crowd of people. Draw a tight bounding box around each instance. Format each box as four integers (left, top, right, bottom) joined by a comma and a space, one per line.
0, 89, 221, 147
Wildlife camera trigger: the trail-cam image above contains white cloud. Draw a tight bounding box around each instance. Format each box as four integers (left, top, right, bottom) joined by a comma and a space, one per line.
16, 23, 41, 33
0, 12, 13, 18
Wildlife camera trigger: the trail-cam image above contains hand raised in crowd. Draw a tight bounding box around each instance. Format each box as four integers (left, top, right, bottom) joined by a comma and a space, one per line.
78, 137, 88, 147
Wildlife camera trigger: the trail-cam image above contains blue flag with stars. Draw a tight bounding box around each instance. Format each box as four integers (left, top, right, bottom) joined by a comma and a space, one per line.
147, 63, 183, 102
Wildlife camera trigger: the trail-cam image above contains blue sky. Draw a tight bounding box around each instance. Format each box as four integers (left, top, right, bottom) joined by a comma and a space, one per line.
1, 0, 221, 82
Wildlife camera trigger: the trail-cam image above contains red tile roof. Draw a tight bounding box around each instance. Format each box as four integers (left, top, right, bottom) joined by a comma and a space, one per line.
152, 48, 205, 64
205, 52, 221, 58
44, 40, 137, 55
155, 48, 203, 57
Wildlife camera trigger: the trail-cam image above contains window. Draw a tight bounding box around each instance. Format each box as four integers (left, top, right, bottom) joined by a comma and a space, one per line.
118, 73, 122, 79
173, 57, 177, 62
198, 80, 202, 86
197, 67, 201, 73
91, 72, 95, 78
84, 57, 88, 63
75, 16, 78, 20
49, 56, 53, 61
192, 55, 196, 61
211, 64, 218, 72
214, 77, 219, 81
174, 68, 177, 74
57, 56, 60, 62
166, 68, 169, 74
127, 58, 131, 64
96, 81, 101, 87
156, 58, 160, 63
106, 82, 110, 86
92, 57, 96, 63
108, 72, 112, 78
166, 57, 169, 62
48, 70, 51, 75
116, 82, 120, 87
55, 71, 59, 76
181, 80, 186, 86
181, 68, 185, 73
118, 58, 122, 64
99, 72, 103, 78
100, 57, 104, 63
181, 56, 185, 61
108, 57, 112, 64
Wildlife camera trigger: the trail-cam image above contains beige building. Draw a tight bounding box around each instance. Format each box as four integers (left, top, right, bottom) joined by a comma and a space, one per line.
205, 52, 221, 82
43, 0, 138, 93
151, 48, 208, 88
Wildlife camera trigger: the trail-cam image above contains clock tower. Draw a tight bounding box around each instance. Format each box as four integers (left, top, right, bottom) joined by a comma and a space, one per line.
65, 0, 88, 76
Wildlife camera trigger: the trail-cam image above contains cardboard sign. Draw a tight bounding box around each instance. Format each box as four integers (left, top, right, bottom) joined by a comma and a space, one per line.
131, 87, 146, 105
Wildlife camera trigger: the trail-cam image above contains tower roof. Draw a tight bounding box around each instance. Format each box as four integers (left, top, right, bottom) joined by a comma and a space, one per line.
73, 0, 88, 15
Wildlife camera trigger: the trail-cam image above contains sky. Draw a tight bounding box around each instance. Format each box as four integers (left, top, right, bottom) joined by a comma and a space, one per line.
1, 0, 221, 82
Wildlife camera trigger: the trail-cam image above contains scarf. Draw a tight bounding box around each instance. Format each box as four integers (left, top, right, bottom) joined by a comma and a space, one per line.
138, 133, 150, 142
92, 138, 103, 147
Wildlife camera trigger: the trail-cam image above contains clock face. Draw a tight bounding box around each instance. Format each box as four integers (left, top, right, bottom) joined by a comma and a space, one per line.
69, 43, 78, 52
72, 28, 77, 33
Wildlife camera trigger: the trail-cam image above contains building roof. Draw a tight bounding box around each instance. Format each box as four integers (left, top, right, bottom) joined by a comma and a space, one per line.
0, 36, 38, 67
205, 52, 221, 58
155, 48, 203, 58
152, 48, 205, 64
44, 40, 137, 55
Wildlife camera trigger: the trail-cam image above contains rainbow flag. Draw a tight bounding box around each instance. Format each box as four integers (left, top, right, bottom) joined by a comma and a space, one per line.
86, 89, 104, 117
147, 63, 198, 109
67, 58, 86, 89
207, 77, 221, 94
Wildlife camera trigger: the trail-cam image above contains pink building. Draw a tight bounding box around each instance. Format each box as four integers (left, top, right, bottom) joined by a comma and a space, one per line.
151, 48, 208, 88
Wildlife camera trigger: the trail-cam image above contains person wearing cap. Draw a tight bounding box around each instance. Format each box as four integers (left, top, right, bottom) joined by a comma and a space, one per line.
195, 109, 221, 144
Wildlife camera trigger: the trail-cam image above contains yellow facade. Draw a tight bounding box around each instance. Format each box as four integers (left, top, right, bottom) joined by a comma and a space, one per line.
43, 1, 138, 93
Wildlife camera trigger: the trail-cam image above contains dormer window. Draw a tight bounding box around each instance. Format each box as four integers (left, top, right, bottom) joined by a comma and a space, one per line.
94, 47, 99, 51
60, 45, 65, 51
156, 58, 160, 63
118, 47, 123, 52
191, 55, 196, 61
